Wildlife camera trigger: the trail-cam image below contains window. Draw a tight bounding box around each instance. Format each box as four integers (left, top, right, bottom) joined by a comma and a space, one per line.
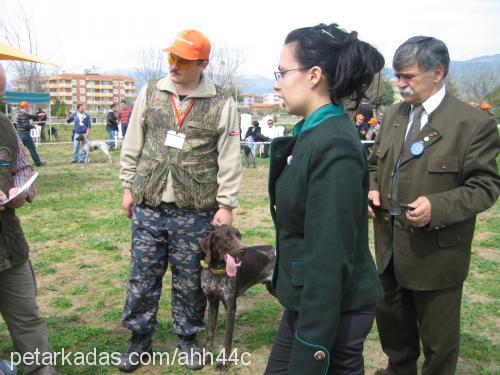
88, 97, 94, 103
72, 88, 77, 93
80, 88, 85, 94
60, 89, 65, 93
80, 96, 86, 102
72, 96, 77, 101
113, 81, 118, 86
71, 79, 76, 85
80, 80, 85, 85
113, 89, 118, 94
119, 81, 124, 86
120, 89, 125, 94
113, 97, 119, 102
104, 90, 109, 94
88, 81, 94, 86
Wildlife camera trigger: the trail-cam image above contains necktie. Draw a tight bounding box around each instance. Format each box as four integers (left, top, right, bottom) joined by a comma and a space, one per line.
401, 105, 424, 159
390, 105, 424, 215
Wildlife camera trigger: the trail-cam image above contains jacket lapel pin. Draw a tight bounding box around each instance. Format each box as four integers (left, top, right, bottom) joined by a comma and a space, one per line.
287, 155, 293, 165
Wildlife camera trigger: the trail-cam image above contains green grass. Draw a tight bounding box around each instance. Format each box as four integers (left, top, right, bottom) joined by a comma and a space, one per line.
0, 143, 498, 374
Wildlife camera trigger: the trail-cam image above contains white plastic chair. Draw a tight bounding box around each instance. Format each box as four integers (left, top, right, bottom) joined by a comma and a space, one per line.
30, 125, 42, 146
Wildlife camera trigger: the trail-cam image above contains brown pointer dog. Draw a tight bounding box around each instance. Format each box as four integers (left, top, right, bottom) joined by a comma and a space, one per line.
199, 224, 275, 368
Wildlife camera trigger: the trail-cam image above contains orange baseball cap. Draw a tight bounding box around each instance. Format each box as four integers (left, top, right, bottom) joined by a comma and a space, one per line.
479, 102, 491, 111
368, 117, 378, 126
355, 114, 365, 122
19, 101, 30, 108
164, 30, 211, 61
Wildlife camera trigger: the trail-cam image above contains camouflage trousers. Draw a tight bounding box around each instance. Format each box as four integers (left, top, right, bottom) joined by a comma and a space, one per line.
122, 202, 216, 337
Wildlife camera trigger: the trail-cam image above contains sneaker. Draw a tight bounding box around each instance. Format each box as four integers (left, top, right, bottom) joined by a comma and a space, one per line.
36, 161, 46, 167
116, 333, 152, 373
0, 360, 17, 375
79, 160, 85, 163
71, 160, 77, 164
177, 335, 204, 371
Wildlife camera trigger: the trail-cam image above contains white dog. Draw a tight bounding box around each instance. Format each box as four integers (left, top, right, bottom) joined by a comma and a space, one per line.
83, 140, 113, 163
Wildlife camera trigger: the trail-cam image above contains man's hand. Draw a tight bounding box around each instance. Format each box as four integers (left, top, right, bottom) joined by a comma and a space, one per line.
122, 188, 134, 219
368, 190, 380, 219
1, 188, 27, 209
406, 196, 432, 227
212, 207, 233, 226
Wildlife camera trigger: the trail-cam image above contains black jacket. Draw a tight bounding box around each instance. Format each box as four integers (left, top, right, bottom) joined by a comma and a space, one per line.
106, 111, 118, 131
245, 126, 265, 141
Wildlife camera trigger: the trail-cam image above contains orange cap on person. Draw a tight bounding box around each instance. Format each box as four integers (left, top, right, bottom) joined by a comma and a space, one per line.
164, 30, 211, 61
355, 114, 365, 122
19, 101, 30, 109
368, 117, 378, 126
479, 102, 491, 111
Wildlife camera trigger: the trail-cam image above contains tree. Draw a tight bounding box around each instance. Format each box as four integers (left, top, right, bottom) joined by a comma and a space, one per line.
366, 73, 394, 110
0, 2, 45, 92
206, 44, 243, 101
51, 98, 69, 117
457, 66, 500, 103
445, 76, 461, 98
133, 46, 167, 89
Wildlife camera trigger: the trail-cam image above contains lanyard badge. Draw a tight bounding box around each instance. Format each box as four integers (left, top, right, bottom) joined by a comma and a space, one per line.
165, 96, 196, 150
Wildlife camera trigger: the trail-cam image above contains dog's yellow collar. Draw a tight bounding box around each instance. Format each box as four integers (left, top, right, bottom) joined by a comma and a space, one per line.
200, 260, 226, 275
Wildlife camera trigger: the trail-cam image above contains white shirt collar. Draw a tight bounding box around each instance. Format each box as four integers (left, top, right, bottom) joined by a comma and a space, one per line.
416, 84, 446, 115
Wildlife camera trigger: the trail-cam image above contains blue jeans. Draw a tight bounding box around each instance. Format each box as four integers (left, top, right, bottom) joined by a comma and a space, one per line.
20, 133, 43, 166
121, 124, 128, 138
72, 133, 87, 162
107, 130, 116, 150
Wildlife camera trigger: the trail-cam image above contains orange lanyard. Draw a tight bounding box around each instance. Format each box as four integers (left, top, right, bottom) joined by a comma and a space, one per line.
171, 96, 196, 130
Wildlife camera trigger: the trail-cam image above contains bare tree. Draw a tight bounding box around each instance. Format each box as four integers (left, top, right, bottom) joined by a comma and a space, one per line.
0, 1, 45, 92
457, 66, 500, 102
206, 44, 243, 100
133, 46, 166, 89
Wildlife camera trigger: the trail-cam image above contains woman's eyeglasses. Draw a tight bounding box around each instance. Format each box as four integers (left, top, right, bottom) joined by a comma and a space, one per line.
274, 67, 311, 81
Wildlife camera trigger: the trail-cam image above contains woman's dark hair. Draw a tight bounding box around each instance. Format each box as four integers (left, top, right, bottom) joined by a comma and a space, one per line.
252, 120, 260, 127
77, 103, 84, 110
285, 23, 385, 108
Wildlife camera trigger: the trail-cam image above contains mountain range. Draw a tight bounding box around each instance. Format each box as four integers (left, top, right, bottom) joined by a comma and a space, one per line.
234, 54, 500, 94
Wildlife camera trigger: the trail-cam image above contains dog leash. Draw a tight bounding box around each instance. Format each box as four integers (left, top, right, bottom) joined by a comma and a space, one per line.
200, 260, 227, 276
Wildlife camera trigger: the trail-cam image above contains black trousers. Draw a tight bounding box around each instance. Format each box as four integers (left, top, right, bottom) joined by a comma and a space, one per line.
376, 260, 463, 375
265, 304, 375, 374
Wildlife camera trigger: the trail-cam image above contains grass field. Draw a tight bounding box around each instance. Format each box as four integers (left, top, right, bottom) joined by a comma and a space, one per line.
0, 142, 498, 374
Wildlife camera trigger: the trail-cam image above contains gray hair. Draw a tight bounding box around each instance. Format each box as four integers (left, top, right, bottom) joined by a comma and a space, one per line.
393, 36, 450, 77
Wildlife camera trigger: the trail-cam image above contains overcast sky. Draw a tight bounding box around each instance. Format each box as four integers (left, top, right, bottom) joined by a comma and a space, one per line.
1, 0, 499, 80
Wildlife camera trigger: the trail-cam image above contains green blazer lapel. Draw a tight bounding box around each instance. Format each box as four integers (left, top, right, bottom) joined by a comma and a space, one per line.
400, 125, 442, 166
392, 107, 411, 162
268, 136, 296, 225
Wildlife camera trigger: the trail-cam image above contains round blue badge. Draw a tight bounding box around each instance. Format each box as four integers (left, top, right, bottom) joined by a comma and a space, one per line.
410, 141, 425, 156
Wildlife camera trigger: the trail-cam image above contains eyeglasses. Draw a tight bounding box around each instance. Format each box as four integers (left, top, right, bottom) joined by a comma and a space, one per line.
394, 71, 426, 82
167, 54, 205, 70
274, 67, 311, 81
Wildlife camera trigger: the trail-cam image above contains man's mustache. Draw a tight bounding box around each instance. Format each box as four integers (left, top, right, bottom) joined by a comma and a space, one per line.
400, 87, 415, 96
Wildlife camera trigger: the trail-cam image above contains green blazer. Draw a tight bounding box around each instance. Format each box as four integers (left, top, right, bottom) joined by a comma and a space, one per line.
368, 94, 500, 290
269, 115, 383, 375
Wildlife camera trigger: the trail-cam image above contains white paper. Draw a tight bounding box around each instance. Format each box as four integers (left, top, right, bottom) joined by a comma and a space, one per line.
164, 130, 186, 150
0, 172, 39, 205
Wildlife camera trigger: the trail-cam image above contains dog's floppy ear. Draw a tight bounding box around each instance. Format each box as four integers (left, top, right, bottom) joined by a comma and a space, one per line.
199, 231, 215, 264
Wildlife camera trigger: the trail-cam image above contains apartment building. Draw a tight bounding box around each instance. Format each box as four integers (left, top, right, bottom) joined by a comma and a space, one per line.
37, 73, 136, 113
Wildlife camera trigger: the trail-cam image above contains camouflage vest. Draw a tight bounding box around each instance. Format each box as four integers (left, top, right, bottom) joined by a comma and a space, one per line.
0, 114, 30, 272
132, 79, 226, 210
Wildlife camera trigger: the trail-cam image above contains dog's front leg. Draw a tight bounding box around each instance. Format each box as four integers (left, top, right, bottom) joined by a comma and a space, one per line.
205, 297, 219, 354
217, 297, 236, 370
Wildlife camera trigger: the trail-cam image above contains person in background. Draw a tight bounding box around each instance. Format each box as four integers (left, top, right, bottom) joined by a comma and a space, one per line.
36, 107, 47, 142
354, 113, 369, 140
106, 103, 119, 150
117, 100, 132, 138
244, 120, 264, 155
16, 101, 45, 167
369, 36, 500, 375
0, 63, 56, 375
66, 104, 91, 163
266, 22, 385, 374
